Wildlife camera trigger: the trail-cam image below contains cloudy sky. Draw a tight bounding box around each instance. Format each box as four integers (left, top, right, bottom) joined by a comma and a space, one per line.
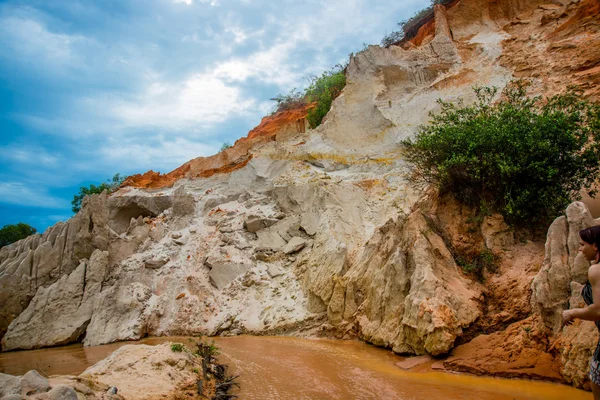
0, 0, 427, 233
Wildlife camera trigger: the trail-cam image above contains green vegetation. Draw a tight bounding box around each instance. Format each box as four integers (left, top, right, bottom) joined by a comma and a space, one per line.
270, 64, 347, 129
305, 65, 347, 128
381, 0, 454, 47
423, 214, 497, 282
456, 248, 498, 281
403, 82, 600, 227
170, 343, 184, 352
0, 223, 37, 248
71, 173, 126, 214
270, 88, 306, 114
195, 339, 220, 357
220, 142, 232, 152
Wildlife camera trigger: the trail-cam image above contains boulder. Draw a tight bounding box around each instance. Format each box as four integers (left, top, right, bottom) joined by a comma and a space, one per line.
209, 262, 252, 290
283, 237, 307, 254
20, 371, 51, 396
43, 385, 78, 400
84, 282, 153, 346
243, 215, 278, 233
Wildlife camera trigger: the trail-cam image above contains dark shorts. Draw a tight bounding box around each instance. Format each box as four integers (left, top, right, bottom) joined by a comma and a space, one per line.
590, 358, 600, 386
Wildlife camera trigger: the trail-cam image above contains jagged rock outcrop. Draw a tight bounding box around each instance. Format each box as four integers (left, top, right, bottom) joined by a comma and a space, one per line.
0, 192, 109, 342
530, 202, 600, 387
531, 202, 597, 333
1, 250, 108, 350
340, 212, 482, 356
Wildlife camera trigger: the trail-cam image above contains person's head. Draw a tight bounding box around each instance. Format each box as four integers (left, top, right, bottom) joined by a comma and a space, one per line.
579, 225, 600, 263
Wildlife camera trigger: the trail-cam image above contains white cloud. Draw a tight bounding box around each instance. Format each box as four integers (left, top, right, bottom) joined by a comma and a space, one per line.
174, 0, 193, 4
0, 15, 89, 72
0, 147, 59, 167
98, 137, 218, 172
0, 182, 68, 209
105, 72, 257, 130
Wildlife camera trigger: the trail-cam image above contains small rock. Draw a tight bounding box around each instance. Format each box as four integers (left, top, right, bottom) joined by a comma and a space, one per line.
145, 256, 169, 269
243, 216, 278, 233
107, 387, 118, 395
171, 232, 182, 239
267, 265, 284, 278
72, 383, 93, 396
394, 355, 433, 370
173, 238, 187, 246
20, 370, 50, 395
283, 237, 307, 254
45, 385, 78, 400
431, 361, 446, 371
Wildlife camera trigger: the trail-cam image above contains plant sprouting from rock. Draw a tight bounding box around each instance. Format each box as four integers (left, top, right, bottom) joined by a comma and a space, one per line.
171, 343, 185, 352
269, 64, 347, 129
220, 142, 232, 152
305, 65, 347, 129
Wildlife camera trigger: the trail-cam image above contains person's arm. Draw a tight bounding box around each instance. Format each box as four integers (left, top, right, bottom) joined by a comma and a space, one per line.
563, 264, 600, 324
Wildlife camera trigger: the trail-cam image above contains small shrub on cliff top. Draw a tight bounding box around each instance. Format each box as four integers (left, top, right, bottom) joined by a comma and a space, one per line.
71, 173, 126, 214
269, 64, 346, 129
305, 65, 346, 129
220, 142, 232, 152
0, 223, 37, 248
402, 81, 600, 227
270, 88, 307, 114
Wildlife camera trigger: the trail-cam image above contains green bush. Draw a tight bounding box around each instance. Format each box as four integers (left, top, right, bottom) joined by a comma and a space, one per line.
0, 223, 37, 248
195, 339, 220, 358
171, 343, 184, 352
71, 173, 126, 213
269, 65, 346, 129
220, 142, 232, 152
457, 248, 498, 281
270, 88, 306, 114
305, 65, 346, 129
402, 82, 600, 227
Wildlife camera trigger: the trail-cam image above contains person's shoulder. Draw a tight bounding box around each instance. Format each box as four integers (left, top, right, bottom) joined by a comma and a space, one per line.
589, 263, 600, 282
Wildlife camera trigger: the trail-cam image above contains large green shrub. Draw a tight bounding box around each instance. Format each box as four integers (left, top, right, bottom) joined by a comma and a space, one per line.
0, 223, 37, 248
402, 82, 600, 226
305, 66, 346, 129
71, 173, 126, 213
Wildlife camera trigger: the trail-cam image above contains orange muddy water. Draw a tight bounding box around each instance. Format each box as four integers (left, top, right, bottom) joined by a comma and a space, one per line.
0, 336, 592, 400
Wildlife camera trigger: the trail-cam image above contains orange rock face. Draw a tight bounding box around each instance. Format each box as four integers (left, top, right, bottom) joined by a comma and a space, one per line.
123, 104, 312, 189
500, 0, 600, 99
445, 318, 564, 381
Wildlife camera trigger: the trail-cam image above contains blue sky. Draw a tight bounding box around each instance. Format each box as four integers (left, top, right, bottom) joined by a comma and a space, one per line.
0, 0, 427, 233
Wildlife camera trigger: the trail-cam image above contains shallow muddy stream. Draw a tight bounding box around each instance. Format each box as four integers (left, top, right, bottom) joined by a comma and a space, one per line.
0, 336, 592, 399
